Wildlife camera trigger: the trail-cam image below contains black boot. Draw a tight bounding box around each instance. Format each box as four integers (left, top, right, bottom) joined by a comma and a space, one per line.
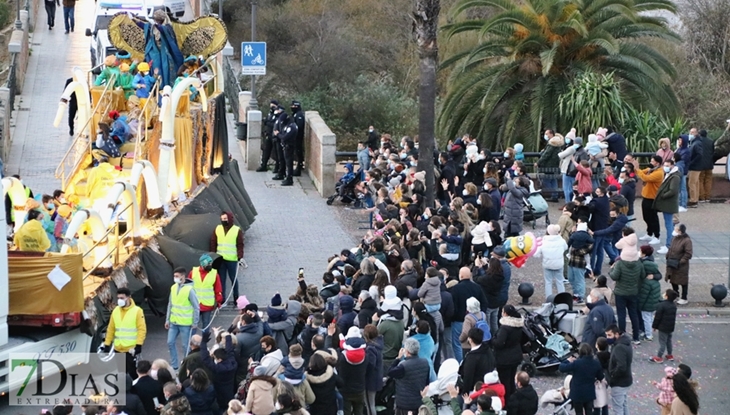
272, 174, 285, 180
292, 168, 301, 177
281, 178, 293, 186
255, 166, 267, 172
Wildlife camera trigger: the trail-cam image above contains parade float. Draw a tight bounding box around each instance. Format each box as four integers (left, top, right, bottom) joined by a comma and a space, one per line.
0, 8, 255, 392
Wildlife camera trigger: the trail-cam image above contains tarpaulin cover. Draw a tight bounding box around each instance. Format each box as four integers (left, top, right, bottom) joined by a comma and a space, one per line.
138, 246, 174, 315
211, 93, 229, 175
156, 234, 220, 274
8, 252, 84, 315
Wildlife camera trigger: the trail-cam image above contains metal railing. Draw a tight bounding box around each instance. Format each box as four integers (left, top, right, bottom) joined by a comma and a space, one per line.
82, 201, 134, 280
0, 53, 19, 163
222, 56, 241, 122
133, 80, 160, 161
55, 73, 118, 188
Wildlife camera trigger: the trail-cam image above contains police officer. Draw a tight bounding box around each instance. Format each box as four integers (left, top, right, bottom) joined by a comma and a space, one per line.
257, 100, 280, 172
276, 114, 299, 186
271, 106, 289, 180
101, 287, 147, 380
290, 101, 305, 176
165, 267, 199, 371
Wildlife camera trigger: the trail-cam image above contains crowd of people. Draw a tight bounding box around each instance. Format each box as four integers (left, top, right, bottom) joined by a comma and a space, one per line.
30, 124, 711, 415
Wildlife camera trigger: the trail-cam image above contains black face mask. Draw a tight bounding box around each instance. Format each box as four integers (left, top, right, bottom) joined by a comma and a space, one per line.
203, 265, 213, 272
221, 220, 229, 226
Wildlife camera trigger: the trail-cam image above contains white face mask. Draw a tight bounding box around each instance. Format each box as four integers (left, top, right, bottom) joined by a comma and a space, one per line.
476, 199, 482, 205
482, 167, 487, 173
503, 152, 509, 158
174, 277, 183, 284
672, 231, 680, 237
117, 298, 127, 308
275, 402, 282, 410
663, 166, 670, 173
462, 189, 468, 196
618, 178, 624, 184
150, 369, 158, 380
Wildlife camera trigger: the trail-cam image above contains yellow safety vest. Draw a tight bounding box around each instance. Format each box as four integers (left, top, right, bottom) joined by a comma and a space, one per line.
169, 284, 194, 326
192, 267, 217, 307
8, 186, 31, 222
215, 224, 240, 261
112, 305, 141, 349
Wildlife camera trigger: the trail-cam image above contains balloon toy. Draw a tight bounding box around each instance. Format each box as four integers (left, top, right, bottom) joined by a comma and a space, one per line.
502, 232, 542, 268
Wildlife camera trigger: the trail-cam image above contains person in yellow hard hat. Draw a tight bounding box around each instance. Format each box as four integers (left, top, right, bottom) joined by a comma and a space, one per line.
102, 287, 147, 380
210, 211, 244, 307
165, 267, 200, 371
133, 62, 157, 99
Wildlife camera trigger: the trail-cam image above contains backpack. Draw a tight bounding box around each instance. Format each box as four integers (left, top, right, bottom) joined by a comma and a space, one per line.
468, 312, 491, 342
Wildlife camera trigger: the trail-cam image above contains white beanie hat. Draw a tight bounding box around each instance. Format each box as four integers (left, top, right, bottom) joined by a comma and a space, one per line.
484, 370, 499, 385
384, 285, 397, 300
547, 224, 560, 235
381, 285, 402, 312
345, 326, 361, 339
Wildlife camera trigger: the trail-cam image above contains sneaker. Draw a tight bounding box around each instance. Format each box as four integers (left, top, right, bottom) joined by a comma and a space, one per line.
645, 336, 653, 341
677, 299, 688, 305
656, 246, 669, 255
687, 203, 698, 208
678, 207, 687, 212
699, 199, 709, 203
648, 237, 661, 245
639, 234, 652, 241
665, 355, 674, 361
649, 356, 663, 363
632, 340, 641, 346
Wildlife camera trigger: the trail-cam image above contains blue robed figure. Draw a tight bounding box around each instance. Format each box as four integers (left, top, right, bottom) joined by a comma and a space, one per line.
135, 10, 184, 88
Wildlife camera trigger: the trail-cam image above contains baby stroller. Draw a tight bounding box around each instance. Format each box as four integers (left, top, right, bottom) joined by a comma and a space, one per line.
326, 162, 362, 205
519, 303, 578, 377
539, 374, 573, 415
523, 190, 549, 229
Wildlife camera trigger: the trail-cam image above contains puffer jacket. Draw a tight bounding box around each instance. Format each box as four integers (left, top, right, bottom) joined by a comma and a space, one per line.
306, 365, 341, 415
471, 221, 492, 246
503, 179, 530, 235
184, 384, 218, 415
338, 295, 357, 333
537, 136, 563, 168
534, 234, 567, 270
245, 376, 278, 415
638, 257, 662, 312
610, 258, 646, 297
492, 316, 524, 366
270, 300, 302, 354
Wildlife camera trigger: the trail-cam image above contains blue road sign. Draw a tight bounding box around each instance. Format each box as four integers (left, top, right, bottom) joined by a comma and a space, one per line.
241, 42, 267, 75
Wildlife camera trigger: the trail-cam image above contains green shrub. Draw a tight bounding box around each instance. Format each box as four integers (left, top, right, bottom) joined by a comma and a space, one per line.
0, 2, 10, 29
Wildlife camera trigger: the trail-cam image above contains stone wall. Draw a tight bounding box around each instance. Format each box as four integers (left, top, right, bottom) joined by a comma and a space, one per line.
9, 10, 31, 94
304, 111, 336, 197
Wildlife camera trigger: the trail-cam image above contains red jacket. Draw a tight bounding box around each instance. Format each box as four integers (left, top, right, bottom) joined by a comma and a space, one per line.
574, 162, 593, 195
188, 267, 224, 312
469, 382, 506, 408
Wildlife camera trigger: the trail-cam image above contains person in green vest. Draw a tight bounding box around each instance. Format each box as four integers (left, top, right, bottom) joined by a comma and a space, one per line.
95, 55, 121, 87
165, 267, 200, 371
102, 287, 147, 380
188, 254, 223, 343
210, 211, 244, 307
117, 63, 135, 99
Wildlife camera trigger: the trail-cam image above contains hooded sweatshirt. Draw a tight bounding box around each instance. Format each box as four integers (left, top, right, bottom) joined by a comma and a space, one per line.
656, 138, 674, 163
615, 233, 639, 262
209, 211, 244, 259
418, 275, 442, 306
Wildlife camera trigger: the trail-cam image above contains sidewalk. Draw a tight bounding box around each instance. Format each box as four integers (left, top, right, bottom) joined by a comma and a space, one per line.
6, 4, 94, 193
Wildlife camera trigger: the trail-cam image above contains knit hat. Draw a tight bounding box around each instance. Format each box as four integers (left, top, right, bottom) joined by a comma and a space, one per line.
236, 295, 250, 310
607, 185, 618, 192
565, 128, 576, 141
588, 134, 598, 143
484, 370, 499, 385
381, 285, 402, 312
514, 143, 524, 153
199, 254, 213, 267
271, 293, 282, 307
492, 246, 506, 258
596, 127, 608, 139
426, 267, 440, 278
547, 224, 560, 236
485, 177, 498, 188
573, 137, 583, 146
244, 303, 259, 312
664, 366, 678, 377
340, 328, 366, 365
345, 326, 361, 340
253, 364, 267, 376
108, 110, 120, 120
640, 245, 654, 257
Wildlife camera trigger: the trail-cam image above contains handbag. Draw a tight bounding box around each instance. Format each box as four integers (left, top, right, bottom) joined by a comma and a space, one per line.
666, 258, 680, 269
594, 379, 609, 408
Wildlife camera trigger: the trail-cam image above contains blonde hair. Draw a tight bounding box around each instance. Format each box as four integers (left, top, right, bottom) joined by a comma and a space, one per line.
152, 359, 174, 375
227, 399, 244, 414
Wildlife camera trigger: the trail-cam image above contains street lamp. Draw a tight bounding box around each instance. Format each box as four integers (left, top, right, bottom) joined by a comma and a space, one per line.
218, 0, 222, 20
248, 0, 258, 110
15, 0, 22, 29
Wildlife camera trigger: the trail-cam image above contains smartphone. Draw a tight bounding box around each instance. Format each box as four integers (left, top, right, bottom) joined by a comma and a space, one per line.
153, 397, 160, 407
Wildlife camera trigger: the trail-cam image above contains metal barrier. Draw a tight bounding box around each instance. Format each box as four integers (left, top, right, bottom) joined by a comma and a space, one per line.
82, 202, 134, 280
133, 80, 160, 161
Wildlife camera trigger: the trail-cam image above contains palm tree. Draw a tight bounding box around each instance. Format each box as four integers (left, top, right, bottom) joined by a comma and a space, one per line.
414, 0, 441, 208
439, 0, 680, 150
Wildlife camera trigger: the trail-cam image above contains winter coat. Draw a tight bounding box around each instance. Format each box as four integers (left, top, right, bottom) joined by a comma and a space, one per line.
378, 313, 405, 361
537, 136, 563, 168
492, 316, 524, 366
588, 195, 610, 232
460, 345, 496, 394
440, 285, 455, 327
652, 299, 677, 333
559, 356, 604, 402
460, 311, 490, 349
411, 332, 437, 380
700, 134, 715, 170
638, 258, 662, 312
270, 300, 302, 355
337, 348, 367, 396
506, 384, 539, 415
688, 138, 704, 171
471, 221, 492, 247
575, 162, 593, 195
653, 168, 680, 213
319, 283, 341, 303
337, 296, 357, 333
558, 145, 577, 174
179, 349, 213, 383
619, 178, 636, 216
397, 269, 419, 290
450, 279, 489, 322
351, 272, 374, 298
656, 138, 675, 163
503, 179, 529, 234
568, 229, 594, 251
488, 188, 502, 221
357, 297, 378, 329
365, 336, 384, 391
666, 233, 692, 285
581, 299, 615, 349
184, 384, 218, 415
160, 392, 192, 415
557, 212, 575, 243
593, 214, 628, 240
202, 335, 238, 409
418, 276, 442, 305
306, 366, 341, 415
235, 322, 264, 381
497, 259, 512, 308
534, 234, 567, 270
608, 334, 633, 387
605, 132, 628, 162
609, 258, 645, 297
388, 356, 431, 411
245, 376, 277, 415
260, 349, 284, 377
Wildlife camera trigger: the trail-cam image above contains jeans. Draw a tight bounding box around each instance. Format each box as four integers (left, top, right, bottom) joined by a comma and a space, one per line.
562, 174, 575, 203
662, 212, 674, 247
641, 198, 660, 238
672, 283, 688, 301
486, 308, 500, 339
63, 6, 74, 32
365, 390, 377, 415
45, 2, 56, 27
544, 268, 565, 298
573, 400, 594, 415
568, 266, 586, 299
657, 331, 673, 357
440, 326, 455, 362
679, 174, 687, 208
218, 260, 239, 301
542, 177, 558, 199
591, 236, 606, 276
641, 311, 654, 338
200, 310, 213, 342
688, 170, 700, 203
610, 386, 630, 415
451, 322, 464, 362
167, 324, 192, 369
615, 294, 640, 341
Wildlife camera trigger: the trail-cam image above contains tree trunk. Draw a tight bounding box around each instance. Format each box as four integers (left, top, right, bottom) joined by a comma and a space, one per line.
413, 0, 440, 208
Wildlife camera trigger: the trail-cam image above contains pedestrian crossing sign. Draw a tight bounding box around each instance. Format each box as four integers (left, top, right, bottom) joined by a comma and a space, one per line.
241, 42, 267, 75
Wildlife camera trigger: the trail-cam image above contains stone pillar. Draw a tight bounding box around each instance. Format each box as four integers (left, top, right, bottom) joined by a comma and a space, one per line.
239, 91, 251, 123
319, 124, 337, 198
246, 110, 262, 170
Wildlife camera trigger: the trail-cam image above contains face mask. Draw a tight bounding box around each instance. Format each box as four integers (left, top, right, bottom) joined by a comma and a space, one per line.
484, 184, 489, 191
462, 189, 468, 196
585, 295, 593, 304
369, 129, 374, 133
59, 197, 67, 204
410, 161, 417, 167
117, 298, 127, 308
47, 203, 54, 210
174, 277, 183, 284
221, 220, 229, 226
150, 369, 158, 380
606, 337, 615, 345
672, 231, 680, 237
689, 134, 695, 140
618, 178, 624, 184
476, 199, 482, 205
565, 138, 571, 144
203, 265, 213, 272
275, 402, 282, 411
503, 152, 509, 158
663, 166, 670, 173
543, 134, 549, 141
482, 167, 487, 174
399, 153, 407, 160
